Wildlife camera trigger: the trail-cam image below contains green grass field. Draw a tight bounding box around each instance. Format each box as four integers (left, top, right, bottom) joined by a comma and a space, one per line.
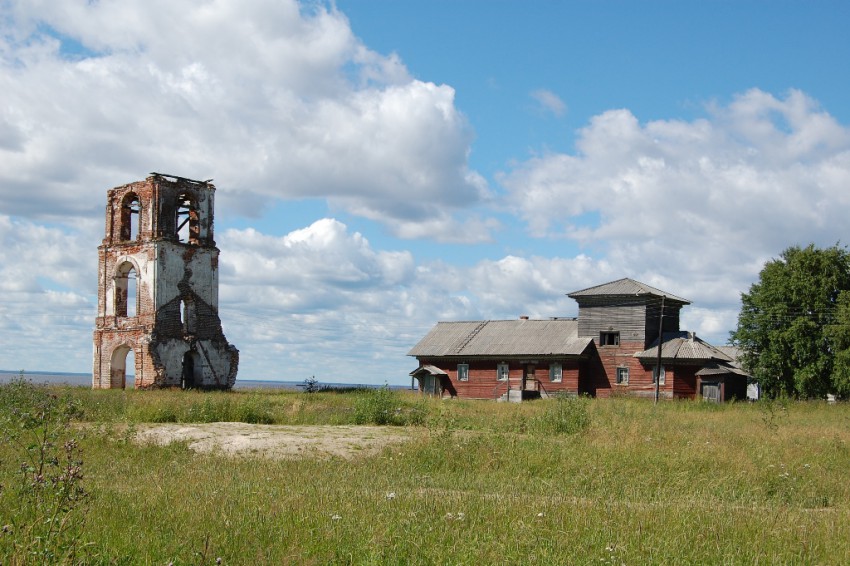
2, 380, 850, 564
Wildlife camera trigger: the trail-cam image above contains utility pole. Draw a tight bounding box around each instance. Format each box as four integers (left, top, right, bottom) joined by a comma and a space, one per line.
654, 295, 665, 405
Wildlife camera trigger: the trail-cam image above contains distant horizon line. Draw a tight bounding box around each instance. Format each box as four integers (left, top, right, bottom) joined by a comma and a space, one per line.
0, 369, 410, 386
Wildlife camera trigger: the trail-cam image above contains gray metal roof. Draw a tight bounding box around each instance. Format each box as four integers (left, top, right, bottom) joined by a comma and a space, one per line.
716, 346, 743, 367
634, 332, 732, 362
409, 364, 448, 377
408, 319, 592, 358
696, 363, 749, 377
568, 278, 690, 304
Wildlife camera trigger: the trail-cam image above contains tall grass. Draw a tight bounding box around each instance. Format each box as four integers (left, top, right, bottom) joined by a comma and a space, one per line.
3, 382, 850, 563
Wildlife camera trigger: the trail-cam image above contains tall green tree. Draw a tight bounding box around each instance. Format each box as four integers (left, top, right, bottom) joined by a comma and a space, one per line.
826, 291, 850, 398
731, 244, 850, 398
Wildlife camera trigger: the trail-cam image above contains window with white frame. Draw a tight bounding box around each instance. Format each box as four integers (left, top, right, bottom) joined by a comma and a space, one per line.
616, 366, 629, 385
653, 365, 666, 385
549, 363, 562, 382
457, 363, 469, 382
497, 363, 509, 381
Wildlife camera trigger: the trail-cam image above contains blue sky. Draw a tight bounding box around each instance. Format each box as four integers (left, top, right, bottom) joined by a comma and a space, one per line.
1, 1, 849, 384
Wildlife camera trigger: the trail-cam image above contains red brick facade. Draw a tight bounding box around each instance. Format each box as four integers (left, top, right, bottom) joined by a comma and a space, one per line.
92, 174, 238, 390
410, 279, 747, 402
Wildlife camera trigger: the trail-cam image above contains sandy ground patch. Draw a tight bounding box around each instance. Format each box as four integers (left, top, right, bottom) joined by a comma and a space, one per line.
134, 422, 416, 460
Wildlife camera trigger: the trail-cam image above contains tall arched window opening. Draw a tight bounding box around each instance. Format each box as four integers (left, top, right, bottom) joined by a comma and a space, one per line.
120, 194, 141, 241
176, 193, 199, 244
114, 262, 138, 318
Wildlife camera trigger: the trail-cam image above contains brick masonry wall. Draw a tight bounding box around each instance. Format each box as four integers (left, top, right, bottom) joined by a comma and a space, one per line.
94, 175, 237, 389
416, 358, 582, 400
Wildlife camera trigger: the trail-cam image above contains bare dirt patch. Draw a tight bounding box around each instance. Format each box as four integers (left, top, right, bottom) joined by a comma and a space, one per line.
133, 422, 417, 460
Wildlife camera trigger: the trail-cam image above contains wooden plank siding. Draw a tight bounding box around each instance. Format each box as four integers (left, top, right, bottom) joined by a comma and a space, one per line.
586, 340, 705, 400
576, 299, 649, 343
417, 358, 581, 400
576, 299, 684, 349
672, 366, 699, 399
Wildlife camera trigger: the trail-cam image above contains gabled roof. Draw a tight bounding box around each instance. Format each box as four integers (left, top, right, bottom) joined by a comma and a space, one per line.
567, 277, 690, 305
634, 331, 732, 363
408, 319, 593, 358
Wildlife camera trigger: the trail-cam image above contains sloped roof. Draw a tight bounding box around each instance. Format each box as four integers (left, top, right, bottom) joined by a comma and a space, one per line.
634, 331, 732, 362
568, 277, 690, 304
717, 346, 743, 367
409, 364, 448, 377
408, 319, 592, 358
696, 362, 749, 377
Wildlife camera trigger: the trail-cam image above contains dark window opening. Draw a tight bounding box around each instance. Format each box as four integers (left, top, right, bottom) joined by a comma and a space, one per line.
600, 331, 620, 346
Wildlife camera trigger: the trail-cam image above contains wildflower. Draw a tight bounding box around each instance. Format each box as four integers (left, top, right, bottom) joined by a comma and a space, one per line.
331, 514, 342, 521
385, 492, 396, 500
456, 512, 465, 521
216, 559, 222, 565
536, 512, 545, 518
445, 513, 454, 520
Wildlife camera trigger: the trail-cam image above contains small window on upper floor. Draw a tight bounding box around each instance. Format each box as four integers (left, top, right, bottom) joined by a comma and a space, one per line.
600, 331, 620, 346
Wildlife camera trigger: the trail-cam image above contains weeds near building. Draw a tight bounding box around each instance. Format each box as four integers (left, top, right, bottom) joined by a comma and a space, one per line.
0, 375, 88, 563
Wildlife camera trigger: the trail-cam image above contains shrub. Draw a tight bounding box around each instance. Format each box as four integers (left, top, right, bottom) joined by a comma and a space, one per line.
353, 386, 425, 426
302, 375, 321, 394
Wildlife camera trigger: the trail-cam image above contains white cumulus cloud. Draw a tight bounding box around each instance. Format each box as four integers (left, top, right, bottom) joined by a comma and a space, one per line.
0, 0, 490, 241
500, 89, 850, 314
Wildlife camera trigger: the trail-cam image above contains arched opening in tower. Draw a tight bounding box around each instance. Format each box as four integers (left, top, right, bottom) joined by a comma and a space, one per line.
114, 262, 138, 318
110, 344, 135, 389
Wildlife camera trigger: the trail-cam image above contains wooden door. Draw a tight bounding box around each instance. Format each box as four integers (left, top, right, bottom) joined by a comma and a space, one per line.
701, 382, 721, 402
523, 365, 537, 391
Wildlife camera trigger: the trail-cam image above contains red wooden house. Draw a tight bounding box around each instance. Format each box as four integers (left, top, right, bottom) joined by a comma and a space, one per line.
408, 278, 747, 402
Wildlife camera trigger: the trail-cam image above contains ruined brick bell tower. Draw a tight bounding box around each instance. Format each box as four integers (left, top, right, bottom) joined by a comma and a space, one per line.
93, 173, 239, 389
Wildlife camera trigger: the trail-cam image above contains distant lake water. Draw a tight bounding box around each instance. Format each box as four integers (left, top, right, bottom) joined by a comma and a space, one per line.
0, 371, 412, 391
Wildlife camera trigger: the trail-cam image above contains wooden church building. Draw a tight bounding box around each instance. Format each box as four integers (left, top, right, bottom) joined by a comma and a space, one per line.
408, 278, 747, 402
